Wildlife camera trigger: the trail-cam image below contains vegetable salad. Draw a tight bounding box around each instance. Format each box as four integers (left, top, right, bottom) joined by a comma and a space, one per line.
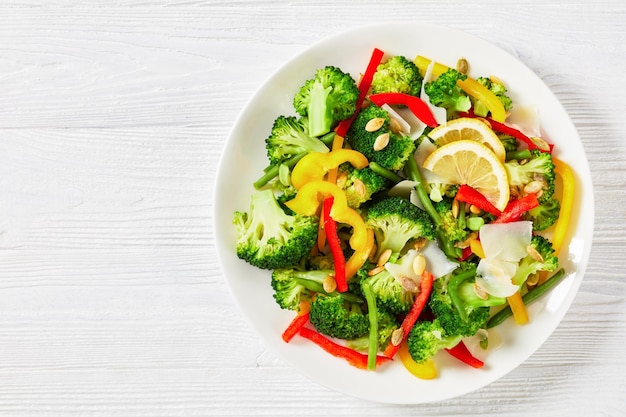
232, 47, 574, 377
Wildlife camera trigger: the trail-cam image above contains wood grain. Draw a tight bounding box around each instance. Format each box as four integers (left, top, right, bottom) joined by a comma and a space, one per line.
0, 1, 624, 415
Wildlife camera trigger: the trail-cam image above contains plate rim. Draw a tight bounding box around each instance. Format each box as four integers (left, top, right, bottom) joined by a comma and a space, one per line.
213, 22, 595, 404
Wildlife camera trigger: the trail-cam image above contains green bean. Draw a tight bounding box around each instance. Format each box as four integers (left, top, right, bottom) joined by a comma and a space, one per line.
361, 280, 379, 370
404, 156, 461, 259
320, 131, 337, 146
253, 151, 307, 189
505, 149, 532, 161
369, 161, 404, 183
486, 268, 566, 329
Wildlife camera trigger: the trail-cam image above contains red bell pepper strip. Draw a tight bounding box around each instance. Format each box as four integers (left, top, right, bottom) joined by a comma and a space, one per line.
335, 48, 385, 138
455, 184, 502, 217
445, 341, 484, 369
298, 327, 391, 370
368, 92, 439, 128
383, 271, 435, 359
460, 111, 552, 153
323, 196, 347, 292
282, 312, 310, 343
492, 193, 539, 224
458, 246, 473, 262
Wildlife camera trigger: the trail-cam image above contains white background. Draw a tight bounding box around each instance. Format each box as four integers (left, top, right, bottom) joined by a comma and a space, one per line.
0, 1, 624, 416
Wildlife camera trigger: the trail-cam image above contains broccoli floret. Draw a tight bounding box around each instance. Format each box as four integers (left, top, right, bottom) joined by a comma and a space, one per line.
371, 55, 423, 97
233, 189, 318, 270
346, 308, 401, 352
348, 262, 374, 297
293, 66, 359, 137
366, 196, 436, 258
274, 184, 298, 210
360, 268, 415, 316
426, 182, 459, 203
500, 135, 520, 153
337, 163, 389, 208
505, 150, 556, 203
305, 251, 335, 271
406, 319, 463, 364
512, 235, 559, 287
346, 104, 416, 171
373, 308, 401, 351
434, 198, 470, 244
271, 268, 363, 311
265, 116, 329, 165
429, 267, 506, 337
526, 197, 561, 231
309, 294, 369, 340
366, 248, 437, 316
423, 68, 472, 118
270, 268, 323, 311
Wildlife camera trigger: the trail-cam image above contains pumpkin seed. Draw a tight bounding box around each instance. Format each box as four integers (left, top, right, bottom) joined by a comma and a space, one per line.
365, 117, 385, 132
373, 133, 390, 151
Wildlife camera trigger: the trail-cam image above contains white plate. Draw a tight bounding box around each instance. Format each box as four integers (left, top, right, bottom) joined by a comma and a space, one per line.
214, 23, 594, 404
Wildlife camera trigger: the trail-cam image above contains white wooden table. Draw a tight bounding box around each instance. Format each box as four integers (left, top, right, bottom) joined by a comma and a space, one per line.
1, 1, 624, 415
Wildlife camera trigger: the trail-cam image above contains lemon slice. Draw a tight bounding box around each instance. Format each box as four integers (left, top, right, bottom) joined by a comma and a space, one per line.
427, 117, 506, 162
422, 140, 510, 211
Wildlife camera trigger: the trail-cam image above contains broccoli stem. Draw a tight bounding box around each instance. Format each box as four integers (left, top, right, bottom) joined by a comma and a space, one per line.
254, 151, 308, 190
369, 161, 404, 183
361, 281, 379, 370
457, 200, 467, 230
447, 266, 477, 322
486, 268, 565, 329
404, 156, 461, 259
293, 277, 364, 303
319, 131, 337, 146
506, 149, 532, 161
404, 156, 441, 224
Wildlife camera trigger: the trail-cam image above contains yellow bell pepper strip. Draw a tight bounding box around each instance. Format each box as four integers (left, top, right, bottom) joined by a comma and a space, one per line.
536, 158, 575, 286
551, 158, 575, 256
325, 134, 346, 185
398, 341, 438, 379
506, 291, 529, 325
335, 47, 385, 138
290, 149, 369, 190
286, 180, 348, 216
285, 181, 372, 280
323, 196, 347, 292
469, 238, 486, 259
414, 55, 507, 123
318, 136, 347, 251
316, 207, 326, 252
345, 228, 375, 280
